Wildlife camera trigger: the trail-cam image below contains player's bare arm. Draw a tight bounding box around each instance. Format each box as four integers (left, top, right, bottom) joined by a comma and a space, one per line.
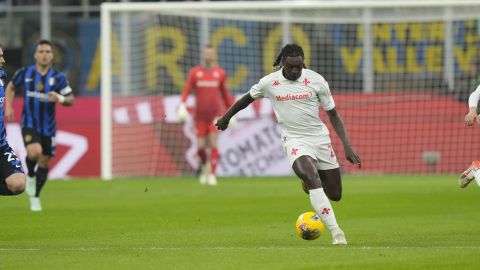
465, 107, 478, 126
215, 93, 254, 130
47, 92, 75, 106
466, 86, 480, 126
5, 82, 16, 121
326, 108, 361, 168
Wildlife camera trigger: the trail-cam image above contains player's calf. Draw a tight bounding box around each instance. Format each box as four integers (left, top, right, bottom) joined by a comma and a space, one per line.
325, 190, 342, 202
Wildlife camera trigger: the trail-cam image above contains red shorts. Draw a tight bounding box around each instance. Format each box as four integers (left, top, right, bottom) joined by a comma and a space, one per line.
195, 119, 218, 138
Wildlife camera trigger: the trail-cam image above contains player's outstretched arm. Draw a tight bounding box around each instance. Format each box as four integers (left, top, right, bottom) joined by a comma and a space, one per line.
326, 108, 362, 168
215, 93, 254, 130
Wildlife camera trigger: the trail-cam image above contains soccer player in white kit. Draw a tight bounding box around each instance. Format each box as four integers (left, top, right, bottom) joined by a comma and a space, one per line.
216, 44, 361, 245
459, 85, 480, 188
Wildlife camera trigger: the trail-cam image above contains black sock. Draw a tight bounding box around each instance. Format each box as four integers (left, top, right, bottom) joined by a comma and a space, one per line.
0, 180, 14, 196
35, 167, 49, 197
26, 157, 37, 177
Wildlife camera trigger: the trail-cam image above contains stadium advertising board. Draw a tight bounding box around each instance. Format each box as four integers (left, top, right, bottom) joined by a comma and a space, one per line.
6, 93, 480, 178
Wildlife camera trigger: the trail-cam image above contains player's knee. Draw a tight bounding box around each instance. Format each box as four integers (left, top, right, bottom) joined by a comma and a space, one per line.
297, 170, 317, 184
9, 177, 26, 195
26, 145, 43, 160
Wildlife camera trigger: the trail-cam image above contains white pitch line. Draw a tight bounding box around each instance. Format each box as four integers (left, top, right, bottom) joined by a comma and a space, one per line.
0, 246, 479, 251
0, 248, 40, 251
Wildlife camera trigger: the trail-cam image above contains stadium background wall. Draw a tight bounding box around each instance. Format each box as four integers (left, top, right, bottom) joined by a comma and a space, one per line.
5, 95, 478, 178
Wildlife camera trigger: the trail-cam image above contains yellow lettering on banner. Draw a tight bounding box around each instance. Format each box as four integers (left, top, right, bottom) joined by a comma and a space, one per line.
464, 19, 475, 43
211, 26, 247, 89
263, 26, 310, 74
406, 46, 422, 72
373, 48, 386, 73
409, 23, 423, 41
86, 31, 122, 91
425, 46, 442, 72
263, 26, 282, 75
465, 33, 477, 44
292, 26, 311, 67
395, 23, 408, 41
373, 24, 391, 42
145, 27, 186, 91
386, 47, 403, 73
357, 25, 364, 40
340, 47, 362, 74
428, 23, 444, 41
454, 47, 476, 73
464, 21, 477, 43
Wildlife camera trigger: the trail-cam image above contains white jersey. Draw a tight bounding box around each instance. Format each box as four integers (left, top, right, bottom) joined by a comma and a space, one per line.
469, 84, 480, 108
249, 68, 335, 141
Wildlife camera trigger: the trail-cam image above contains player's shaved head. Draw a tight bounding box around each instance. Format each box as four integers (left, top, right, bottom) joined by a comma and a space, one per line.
202, 45, 216, 68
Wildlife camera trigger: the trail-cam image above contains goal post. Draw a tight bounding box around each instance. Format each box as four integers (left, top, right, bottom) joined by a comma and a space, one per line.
101, 0, 480, 179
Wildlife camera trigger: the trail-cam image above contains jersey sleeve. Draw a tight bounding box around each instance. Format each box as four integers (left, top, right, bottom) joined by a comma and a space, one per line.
249, 76, 268, 99
317, 79, 335, 111
468, 84, 480, 108
180, 68, 195, 103
11, 67, 25, 87
56, 74, 73, 96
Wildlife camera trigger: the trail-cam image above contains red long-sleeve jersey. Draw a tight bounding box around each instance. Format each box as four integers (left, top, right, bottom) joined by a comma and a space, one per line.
180, 65, 232, 121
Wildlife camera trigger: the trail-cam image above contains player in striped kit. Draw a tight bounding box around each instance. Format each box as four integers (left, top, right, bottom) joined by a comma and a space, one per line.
5, 40, 74, 211
177, 46, 233, 186
459, 84, 480, 188
0, 44, 25, 196
216, 44, 361, 245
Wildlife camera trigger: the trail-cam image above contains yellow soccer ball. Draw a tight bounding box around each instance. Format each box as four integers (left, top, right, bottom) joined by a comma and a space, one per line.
295, 212, 325, 240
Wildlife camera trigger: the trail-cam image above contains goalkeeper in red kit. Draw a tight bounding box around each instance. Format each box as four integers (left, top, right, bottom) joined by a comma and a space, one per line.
177, 46, 234, 185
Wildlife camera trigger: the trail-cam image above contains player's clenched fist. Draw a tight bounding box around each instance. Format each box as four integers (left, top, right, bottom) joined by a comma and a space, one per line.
215, 116, 230, 130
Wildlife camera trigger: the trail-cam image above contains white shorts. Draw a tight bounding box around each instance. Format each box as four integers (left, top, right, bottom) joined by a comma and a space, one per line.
282, 137, 339, 170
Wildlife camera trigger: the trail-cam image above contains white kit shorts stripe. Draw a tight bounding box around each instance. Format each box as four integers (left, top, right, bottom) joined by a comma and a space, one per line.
283, 137, 339, 170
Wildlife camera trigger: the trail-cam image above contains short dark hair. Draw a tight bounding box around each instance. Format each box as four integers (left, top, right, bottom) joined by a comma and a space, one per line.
273, 43, 306, 68
35, 39, 54, 51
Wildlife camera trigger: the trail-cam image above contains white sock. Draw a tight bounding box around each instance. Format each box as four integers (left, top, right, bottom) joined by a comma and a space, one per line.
473, 169, 480, 187
309, 188, 341, 235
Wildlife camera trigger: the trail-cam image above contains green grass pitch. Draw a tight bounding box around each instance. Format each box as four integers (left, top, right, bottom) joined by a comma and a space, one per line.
1, 175, 479, 269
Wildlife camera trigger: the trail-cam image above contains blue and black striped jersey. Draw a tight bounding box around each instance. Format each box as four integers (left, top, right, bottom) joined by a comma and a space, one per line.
12, 65, 72, 137
0, 68, 8, 148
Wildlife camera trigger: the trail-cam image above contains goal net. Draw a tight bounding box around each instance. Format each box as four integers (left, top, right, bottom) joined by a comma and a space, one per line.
101, 1, 480, 179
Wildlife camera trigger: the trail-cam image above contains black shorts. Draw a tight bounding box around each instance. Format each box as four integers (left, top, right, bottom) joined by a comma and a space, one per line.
22, 128, 56, 156
0, 145, 24, 180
